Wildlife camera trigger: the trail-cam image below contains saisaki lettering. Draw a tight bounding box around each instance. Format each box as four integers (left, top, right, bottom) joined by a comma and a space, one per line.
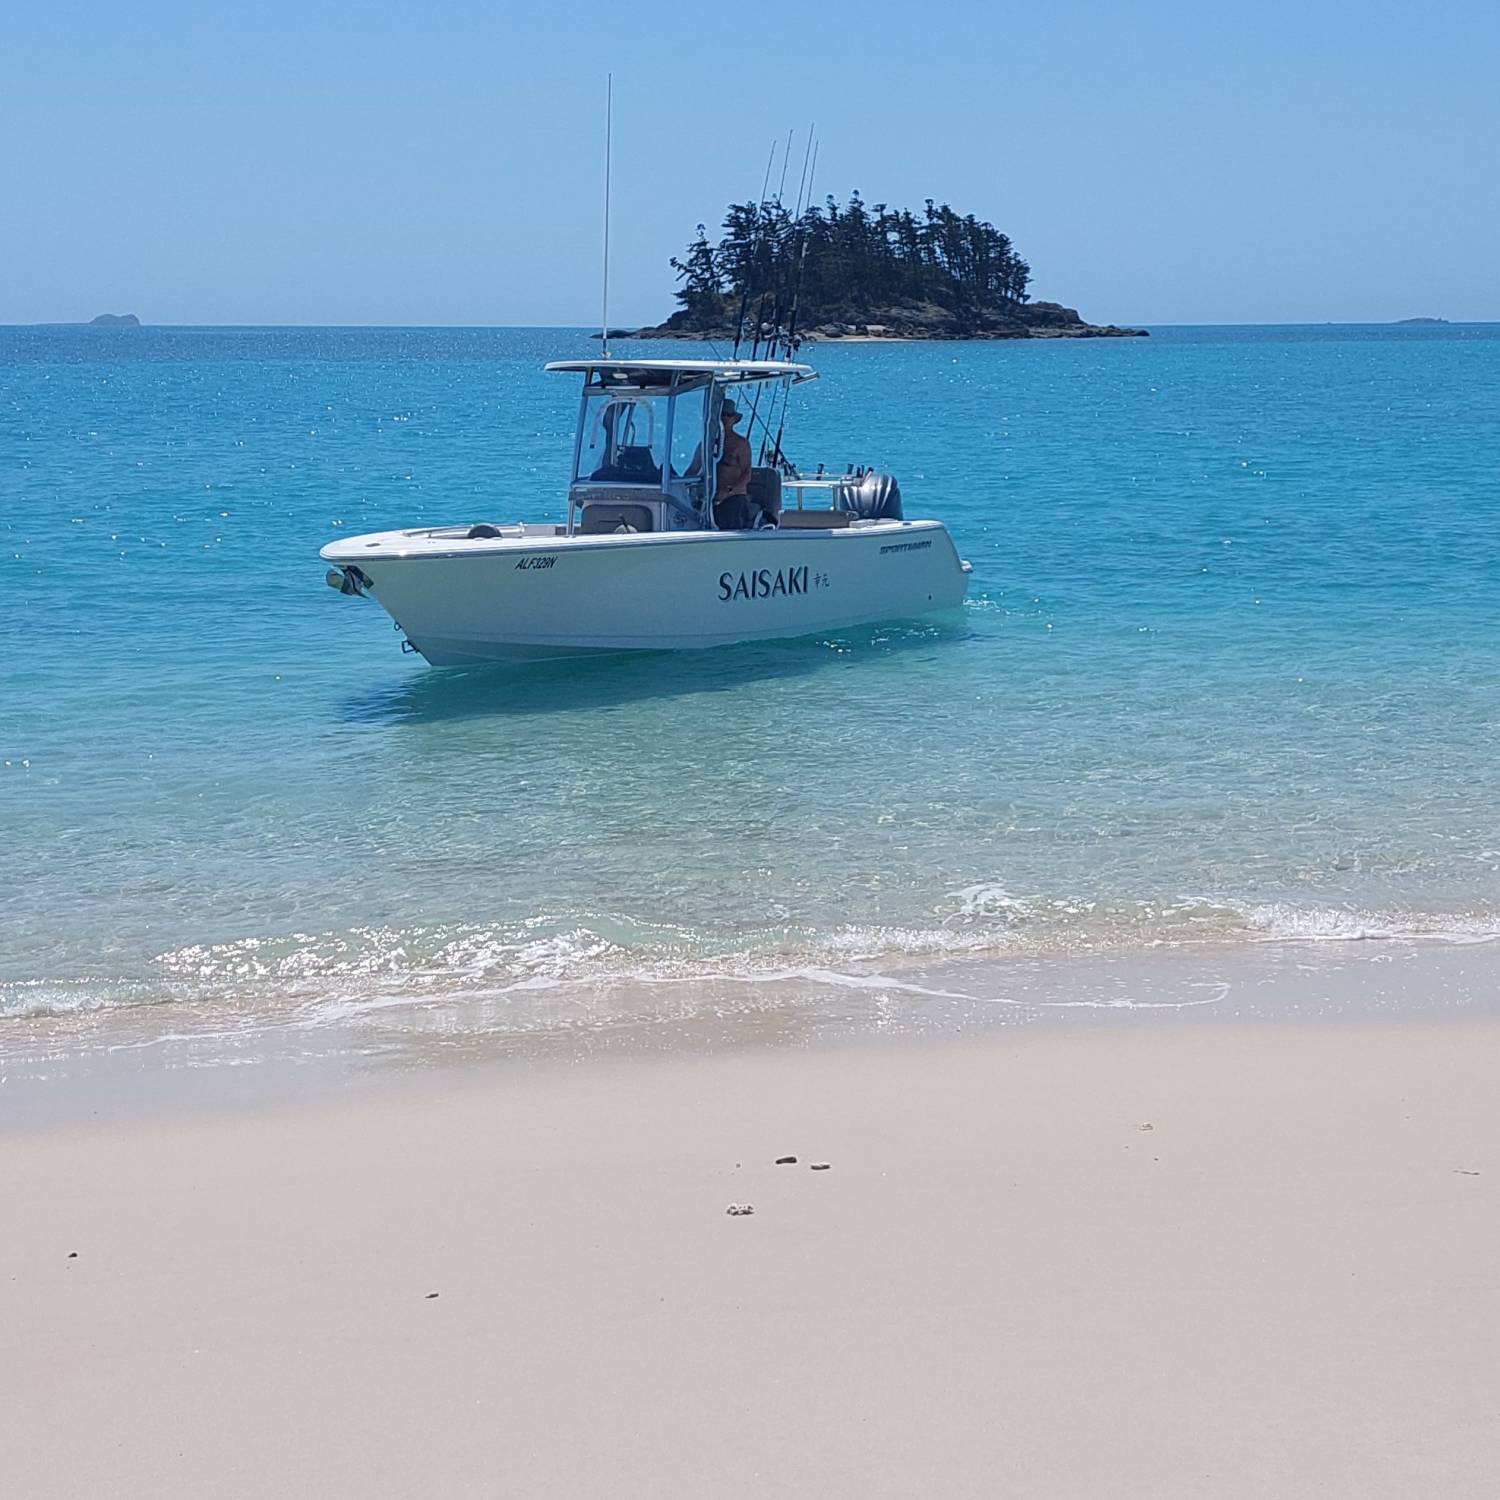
718, 566, 810, 601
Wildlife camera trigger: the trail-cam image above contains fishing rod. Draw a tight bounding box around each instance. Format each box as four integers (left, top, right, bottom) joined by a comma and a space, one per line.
780, 143, 816, 357
749, 128, 799, 363
776, 129, 816, 365
734, 127, 816, 474
761, 247, 809, 469
776, 128, 795, 205
764, 244, 811, 469
791, 122, 814, 229
765, 134, 818, 471
731, 141, 778, 358
749, 128, 813, 467
746, 221, 780, 364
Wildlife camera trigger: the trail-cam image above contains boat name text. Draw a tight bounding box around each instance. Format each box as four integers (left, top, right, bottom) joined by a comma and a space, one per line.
879, 539, 933, 555
719, 566, 813, 601
515, 556, 557, 571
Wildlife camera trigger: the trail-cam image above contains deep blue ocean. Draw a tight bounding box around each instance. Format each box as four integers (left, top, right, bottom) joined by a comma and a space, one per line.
4, 323, 1499, 1061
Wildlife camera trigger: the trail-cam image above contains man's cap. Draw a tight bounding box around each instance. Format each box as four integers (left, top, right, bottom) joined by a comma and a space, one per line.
721, 400, 741, 419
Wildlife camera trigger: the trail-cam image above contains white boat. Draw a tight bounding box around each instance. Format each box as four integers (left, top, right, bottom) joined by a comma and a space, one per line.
320, 357, 969, 664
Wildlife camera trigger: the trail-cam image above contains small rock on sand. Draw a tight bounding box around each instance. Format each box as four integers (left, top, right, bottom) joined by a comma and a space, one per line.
726, 1203, 755, 1216
810, 1162, 831, 1171
775, 1156, 797, 1165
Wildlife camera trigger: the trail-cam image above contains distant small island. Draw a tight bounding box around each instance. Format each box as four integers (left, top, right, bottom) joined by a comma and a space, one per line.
88, 313, 141, 327
1394, 317, 1449, 325
615, 193, 1145, 343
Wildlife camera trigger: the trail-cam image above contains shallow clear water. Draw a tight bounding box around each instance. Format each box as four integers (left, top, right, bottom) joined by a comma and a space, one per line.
4, 323, 1499, 1049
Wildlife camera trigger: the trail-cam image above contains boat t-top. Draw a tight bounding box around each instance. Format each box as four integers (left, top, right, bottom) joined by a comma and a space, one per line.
321, 357, 969, 664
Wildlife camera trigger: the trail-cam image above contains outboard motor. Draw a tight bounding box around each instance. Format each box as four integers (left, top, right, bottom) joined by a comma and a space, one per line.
835, 471, 903, 520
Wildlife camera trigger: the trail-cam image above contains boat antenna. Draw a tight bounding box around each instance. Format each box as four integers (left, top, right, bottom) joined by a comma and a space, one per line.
600, 74, 613, 358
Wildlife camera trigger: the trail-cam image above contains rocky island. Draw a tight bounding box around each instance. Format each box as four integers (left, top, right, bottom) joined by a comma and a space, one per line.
88, 313, 141, 327
616, 194, 1145, 343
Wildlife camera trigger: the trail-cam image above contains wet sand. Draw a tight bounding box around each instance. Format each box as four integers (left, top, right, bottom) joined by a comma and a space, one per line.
3, 1016, 1497, 1497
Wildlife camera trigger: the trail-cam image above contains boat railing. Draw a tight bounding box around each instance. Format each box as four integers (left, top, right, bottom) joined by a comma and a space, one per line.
782, 477, 850, 511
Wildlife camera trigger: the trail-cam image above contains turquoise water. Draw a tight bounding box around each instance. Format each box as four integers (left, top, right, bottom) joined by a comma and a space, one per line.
4, 323, 1500, 1052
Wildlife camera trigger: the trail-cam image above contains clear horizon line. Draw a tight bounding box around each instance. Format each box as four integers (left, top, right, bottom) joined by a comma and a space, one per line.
6, 317, 1497, 331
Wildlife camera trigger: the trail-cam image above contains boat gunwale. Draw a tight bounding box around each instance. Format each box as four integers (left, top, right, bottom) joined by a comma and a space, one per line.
320, 518, 950, 565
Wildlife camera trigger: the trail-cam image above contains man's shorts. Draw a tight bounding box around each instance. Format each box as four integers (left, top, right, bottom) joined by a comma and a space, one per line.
714, 494, 754, 529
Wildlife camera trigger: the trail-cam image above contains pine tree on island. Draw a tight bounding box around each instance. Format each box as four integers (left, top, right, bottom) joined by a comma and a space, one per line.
644, 192, 1144, 342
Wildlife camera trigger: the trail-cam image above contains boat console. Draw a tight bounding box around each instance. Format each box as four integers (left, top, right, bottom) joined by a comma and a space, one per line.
546, 359, 821, 535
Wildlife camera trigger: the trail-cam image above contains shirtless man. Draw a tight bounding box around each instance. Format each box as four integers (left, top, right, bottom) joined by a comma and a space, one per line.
713, 399, 754, 529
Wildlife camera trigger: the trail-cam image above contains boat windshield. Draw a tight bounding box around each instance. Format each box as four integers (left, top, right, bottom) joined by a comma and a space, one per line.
668, 386, 709, 487
575, 392, 669, 486
572, 384, 715, 515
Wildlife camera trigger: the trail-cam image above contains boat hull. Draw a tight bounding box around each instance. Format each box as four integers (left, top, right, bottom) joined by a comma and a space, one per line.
322, 521, 968, 664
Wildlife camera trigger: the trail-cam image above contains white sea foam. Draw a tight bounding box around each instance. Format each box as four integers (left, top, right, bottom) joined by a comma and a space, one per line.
7, 891, 1500, 1034
946, 882, 1030, 918
1241, 903, 1500, 945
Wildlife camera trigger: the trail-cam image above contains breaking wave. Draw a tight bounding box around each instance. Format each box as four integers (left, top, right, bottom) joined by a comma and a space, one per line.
5, 887, 1499, 1030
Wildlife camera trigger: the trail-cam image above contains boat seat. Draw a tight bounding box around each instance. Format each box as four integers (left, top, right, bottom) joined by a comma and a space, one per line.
747, 466, 782, 520
589, 447, 661, 484
778, 509, 853, 529
580, 502, 655, 535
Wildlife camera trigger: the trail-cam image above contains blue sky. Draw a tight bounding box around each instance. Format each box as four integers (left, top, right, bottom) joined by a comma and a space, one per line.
3, 0, 1496, 325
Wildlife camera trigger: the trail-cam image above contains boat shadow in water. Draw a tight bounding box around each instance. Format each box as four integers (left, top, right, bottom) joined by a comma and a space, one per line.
342, 619, 971, 727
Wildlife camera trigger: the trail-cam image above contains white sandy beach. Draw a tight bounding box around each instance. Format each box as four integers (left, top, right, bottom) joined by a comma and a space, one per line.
4, 1016, 1497, 1498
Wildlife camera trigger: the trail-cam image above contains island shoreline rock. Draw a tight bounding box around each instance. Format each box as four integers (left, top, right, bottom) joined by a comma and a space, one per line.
601, 300, 1146, 342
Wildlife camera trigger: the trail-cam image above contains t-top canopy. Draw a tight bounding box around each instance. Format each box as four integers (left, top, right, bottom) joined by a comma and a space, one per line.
544, 358, 818, 388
